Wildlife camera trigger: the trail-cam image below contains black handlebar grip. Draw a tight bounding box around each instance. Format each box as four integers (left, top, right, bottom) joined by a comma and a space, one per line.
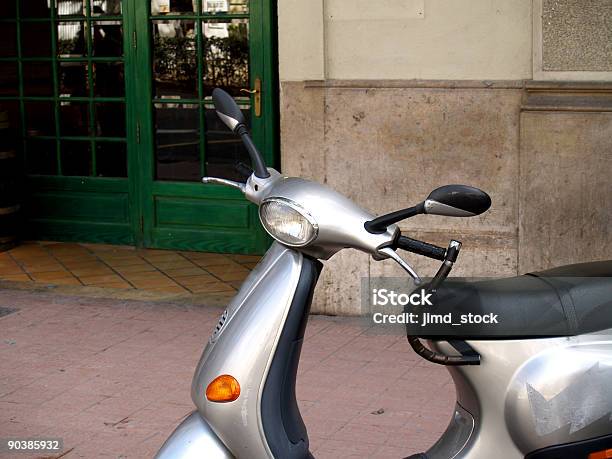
395, 236, 446, 261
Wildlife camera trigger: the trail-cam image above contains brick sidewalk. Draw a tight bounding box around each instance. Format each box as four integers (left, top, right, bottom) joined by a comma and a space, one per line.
0, 288, 453, 459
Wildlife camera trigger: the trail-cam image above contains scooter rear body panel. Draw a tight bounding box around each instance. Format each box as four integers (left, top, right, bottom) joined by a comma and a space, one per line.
428, 331, 612, 458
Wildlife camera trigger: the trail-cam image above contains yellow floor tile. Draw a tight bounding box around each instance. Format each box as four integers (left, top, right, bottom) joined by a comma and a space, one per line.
112, 266, 157, 276
3, 242, 256, 298
78, 274, 125, 285
82, 243, 135, 253
142, 254, 185, 263
173, 274, 218, 287
130, 279, 179, 289
0, 273, 32, 282
205, 265, 250, 281
52, 254, 97, 263
188, 282, 236, 293
12, 257, 56, 266
160, 266, 207, 277
70, 266, 115, 277
150, 260, 194, 270
31, 271, 76, 282
182, 253, 236, 266
61, 259, 106, 270
230, 254, 262, 263
37, 277, 82, 286
147, 285, 189, 294
0, 265, 23, 275
0, 260, 19, 269
121, 271, 166, 281
99, 255, 147, 265
25, 264, 69, 274
89, 281, 133, 289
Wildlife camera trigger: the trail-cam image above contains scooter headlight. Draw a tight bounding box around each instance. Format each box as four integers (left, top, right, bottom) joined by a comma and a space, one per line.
259, 198, 318, 247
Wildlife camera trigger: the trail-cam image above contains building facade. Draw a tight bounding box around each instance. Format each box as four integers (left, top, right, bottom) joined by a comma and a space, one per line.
277, 0, 612, 314
1, 0, 611, 314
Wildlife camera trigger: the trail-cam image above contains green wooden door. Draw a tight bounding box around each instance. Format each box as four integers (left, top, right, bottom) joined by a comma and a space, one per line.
1, 0, 275, 254
131, 0, 275, 254
2, 0, 135, 245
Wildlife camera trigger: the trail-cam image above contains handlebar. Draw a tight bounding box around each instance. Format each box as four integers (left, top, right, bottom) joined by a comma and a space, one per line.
394, 236, 446, 261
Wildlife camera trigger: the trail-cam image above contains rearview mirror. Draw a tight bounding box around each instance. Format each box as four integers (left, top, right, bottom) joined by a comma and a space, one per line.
424, 185, 491, 217
212, 88, 246, 133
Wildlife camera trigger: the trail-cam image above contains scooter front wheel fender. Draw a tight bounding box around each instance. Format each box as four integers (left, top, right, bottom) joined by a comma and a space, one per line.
154, 411, 233, 459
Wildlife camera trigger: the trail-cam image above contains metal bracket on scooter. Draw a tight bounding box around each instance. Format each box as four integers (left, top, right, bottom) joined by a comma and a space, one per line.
408, 239, 481, 366
244, 168, 284, 205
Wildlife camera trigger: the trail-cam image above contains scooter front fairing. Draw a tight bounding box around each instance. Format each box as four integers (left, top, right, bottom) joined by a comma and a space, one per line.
156, 243, 321, 458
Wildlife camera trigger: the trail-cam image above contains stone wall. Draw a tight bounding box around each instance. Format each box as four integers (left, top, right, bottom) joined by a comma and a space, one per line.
280, 80, 612, 315
276, 0, 612, 314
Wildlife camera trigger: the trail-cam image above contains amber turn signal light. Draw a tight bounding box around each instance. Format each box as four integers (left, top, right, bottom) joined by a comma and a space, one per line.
589, 449, 612, 459
206, 374, 240, 402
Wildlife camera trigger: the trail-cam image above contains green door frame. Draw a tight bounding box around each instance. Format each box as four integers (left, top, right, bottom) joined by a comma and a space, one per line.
130, 0, 277, 254
8, 0, 278, 254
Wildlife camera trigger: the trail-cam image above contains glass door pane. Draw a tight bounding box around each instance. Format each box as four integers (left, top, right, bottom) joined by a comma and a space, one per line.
15, 0, 129, 178
150, 0, 251, 182
139, 0, 275, 254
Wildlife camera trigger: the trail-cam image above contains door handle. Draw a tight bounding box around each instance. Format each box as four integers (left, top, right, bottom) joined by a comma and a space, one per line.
240, 77, 261, 117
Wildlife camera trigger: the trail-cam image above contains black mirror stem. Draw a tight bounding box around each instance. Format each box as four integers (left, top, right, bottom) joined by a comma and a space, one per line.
364, 202, 425, 234
237, 127, 270, 179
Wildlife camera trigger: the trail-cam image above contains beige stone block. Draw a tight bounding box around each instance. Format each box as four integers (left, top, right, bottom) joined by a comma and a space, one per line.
312, 250, 370, 316
280, 82, 326, 181
519, 111, 612, 272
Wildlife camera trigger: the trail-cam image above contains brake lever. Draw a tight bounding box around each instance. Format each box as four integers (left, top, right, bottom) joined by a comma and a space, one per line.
378, 247, 422, 285
202, 177, 246, 193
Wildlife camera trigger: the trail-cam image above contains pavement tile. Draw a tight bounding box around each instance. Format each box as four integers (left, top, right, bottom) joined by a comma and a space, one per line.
186, 255, 238, 267
21, 263, 67, 274
78, 274, 125, 285
129, 279, 179, 289
207, 269, 250, 282
187, 282, 235, 294
0, 263, 23, 274
112, 264, 157, 274
0, 243, 258, 305
147, 285, 189, 294
0, 273, 32, 282
141, 253, 185, 263
39, 277, 83, 286
151, 260, 196, 270
29, 271, 74, 281
160, 266, 207, 277
70, 266, 115, 277
172, 274, 217, 286
90, 281, 133, 289
229, 254, 262, 263
60, 259, 109, 270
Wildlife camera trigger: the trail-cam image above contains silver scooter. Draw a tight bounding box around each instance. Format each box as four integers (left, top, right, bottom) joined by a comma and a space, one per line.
155, 89, 612, 459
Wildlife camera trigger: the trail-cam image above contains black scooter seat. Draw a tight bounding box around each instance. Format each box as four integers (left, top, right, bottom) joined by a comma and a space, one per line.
430, 261, 612, 339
